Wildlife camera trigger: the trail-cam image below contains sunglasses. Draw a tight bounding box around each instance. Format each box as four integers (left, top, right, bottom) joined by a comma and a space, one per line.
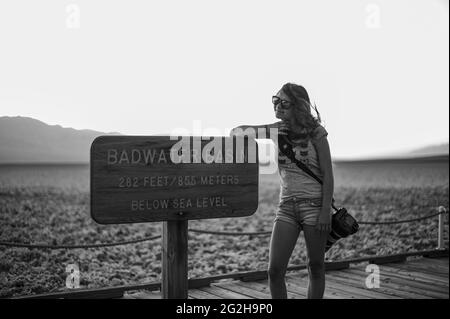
272, 96, 292, 110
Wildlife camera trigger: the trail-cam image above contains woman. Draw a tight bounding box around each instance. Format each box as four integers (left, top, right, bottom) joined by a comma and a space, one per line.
230, 83, 334, 299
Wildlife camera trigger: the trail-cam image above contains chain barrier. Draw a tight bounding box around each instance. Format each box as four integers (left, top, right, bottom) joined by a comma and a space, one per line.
0, 208, 447, 249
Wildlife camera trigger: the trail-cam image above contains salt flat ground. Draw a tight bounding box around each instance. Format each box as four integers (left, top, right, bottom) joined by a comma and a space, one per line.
0, 158, 448, 297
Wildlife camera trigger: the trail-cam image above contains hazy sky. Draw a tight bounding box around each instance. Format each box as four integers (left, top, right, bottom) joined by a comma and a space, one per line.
0, 0, 448, 159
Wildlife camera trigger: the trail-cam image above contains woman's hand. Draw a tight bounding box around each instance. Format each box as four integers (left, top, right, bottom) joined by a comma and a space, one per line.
315, 212, 331, 233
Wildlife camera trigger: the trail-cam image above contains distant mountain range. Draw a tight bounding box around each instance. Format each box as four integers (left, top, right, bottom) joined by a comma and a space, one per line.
408, 143, 449, 156
0, 116, 119, 163
0, 116, 448, 163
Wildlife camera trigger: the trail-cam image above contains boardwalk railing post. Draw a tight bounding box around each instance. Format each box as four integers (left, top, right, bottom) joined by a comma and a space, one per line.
437, 206, 446, 250
162, 218, 188, 299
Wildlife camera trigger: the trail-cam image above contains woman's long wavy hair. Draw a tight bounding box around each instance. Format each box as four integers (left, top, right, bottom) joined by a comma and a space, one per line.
279, 83, 321, 138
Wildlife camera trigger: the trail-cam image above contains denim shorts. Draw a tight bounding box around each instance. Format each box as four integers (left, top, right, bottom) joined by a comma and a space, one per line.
274, 197, 323, 230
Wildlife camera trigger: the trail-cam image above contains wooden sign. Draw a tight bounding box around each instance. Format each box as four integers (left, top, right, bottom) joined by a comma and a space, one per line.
90, 135, 259, 224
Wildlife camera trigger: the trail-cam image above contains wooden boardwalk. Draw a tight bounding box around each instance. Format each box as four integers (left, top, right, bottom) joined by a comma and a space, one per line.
124, 256, 449, 299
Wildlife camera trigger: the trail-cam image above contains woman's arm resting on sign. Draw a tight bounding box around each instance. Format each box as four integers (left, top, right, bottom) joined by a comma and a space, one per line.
314, 135, 334, 232
229, 122, 281, 139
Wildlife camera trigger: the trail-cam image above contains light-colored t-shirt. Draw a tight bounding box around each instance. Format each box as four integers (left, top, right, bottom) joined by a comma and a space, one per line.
265, 122, 329, 203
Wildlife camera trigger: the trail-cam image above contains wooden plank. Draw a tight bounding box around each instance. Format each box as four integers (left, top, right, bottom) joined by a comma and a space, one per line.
197, 285, 253, 299
324, 273, 411, 299
330, 249, 448, 266
411, 256, 449, 265
213, 282, 271, 299
326, 269, 429, 299
409, 256, 449, 268
338, 267, 437, 297
188, 278, 211, 289
284, 261, 349, 272
122, 291, 161, 299
368, 265, 449, 288
368, 255, 407, 265
234, 281, 272, 296
392, 263, 449, 282
324, 282, 372, 299
344, 268, 449, 298
328, 269, 433, 299
422, 257, 449, 266
188, 289, 223, 299
240, 270, 268, 282
188, 269, 274, 286
398, 261, 449, 277
325, 261, 350, 271
325, 276, 396, 299
407, 258, 450, 274
288, 272, 368, 299
14, 251, 449, 300
286, 281, 338, 299
14, 287, 125, 299
377, 264, 449, 286
91, 135, 259, 224
232, 281, 273, 299
288, 274, 396, 299
285, 276, 355, 299
13, 280, 161, 299
378, 262, 449, 286
423, 250, 449, 258
285, 279, 308, 297
236, 280, 304, 299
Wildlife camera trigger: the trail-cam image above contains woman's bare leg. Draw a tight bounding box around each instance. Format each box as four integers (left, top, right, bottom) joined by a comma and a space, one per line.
302, 225, 328, 299
268, 221, 300, 298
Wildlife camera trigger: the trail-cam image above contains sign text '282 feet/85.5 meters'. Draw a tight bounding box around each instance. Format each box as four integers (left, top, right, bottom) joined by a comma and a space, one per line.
90, 135, 259, 224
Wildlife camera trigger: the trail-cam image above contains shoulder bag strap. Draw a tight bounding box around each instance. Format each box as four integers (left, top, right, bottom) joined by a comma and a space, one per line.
278, 134, 338, 211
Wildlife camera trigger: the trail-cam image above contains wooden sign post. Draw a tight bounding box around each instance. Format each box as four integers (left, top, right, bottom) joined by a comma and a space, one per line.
90, 135, 258, 298
162, 220, 188, 299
